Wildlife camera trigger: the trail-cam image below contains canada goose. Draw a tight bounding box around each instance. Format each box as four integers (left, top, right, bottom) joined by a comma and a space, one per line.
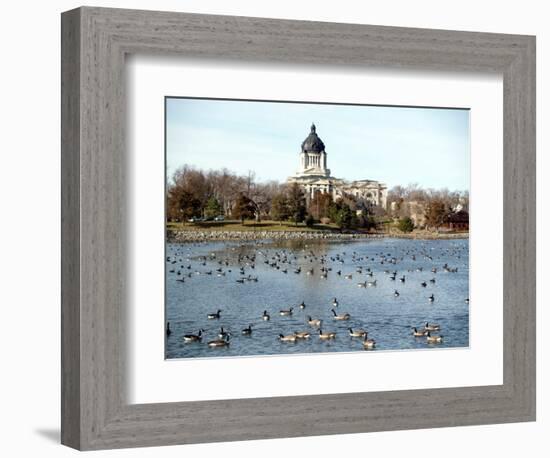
332, 310, 350, 321
166, 322, 172, 336
241, 325, 253, 336
218, 327, 230, 339
279, 308, 293, 316
318, 329, 336, 340
465, 298, 470, 303
344, 274, 353, 280
363, 336, 376, 349
262, 310, 270, 321
332, 298, 339, 307
207, 309, 221, 319
394, 290, 400, 297
429, 278, 436, 283
428, 294, 435, 302
307, 316, 322, 327
279, 333, 297, 343
294, 331, 311, 339
426, 332, 443, 343
208, 335, 230, 347
412, 327, 427, 337
424, 322, 440, 331
357, 281, 367, 288
399, 276, 406, 283
348, 328, 367, 338
299, 301, 306, 309
367, 280, 377, 287
183, 329, 204, 342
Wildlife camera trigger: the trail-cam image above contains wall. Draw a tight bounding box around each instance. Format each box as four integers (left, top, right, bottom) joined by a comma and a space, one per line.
0, 0, 546, 456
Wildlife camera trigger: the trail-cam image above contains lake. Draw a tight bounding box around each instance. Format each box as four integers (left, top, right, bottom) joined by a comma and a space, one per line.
165, 237, 469, 359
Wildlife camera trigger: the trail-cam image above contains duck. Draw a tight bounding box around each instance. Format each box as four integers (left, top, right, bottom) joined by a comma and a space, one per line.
332, 310, 350, 321
241, 325, 253, 336
279, 333, 297, 343
307, 316, 322, 327
363, 336, 376, 349
426, 332, 443, 343
428, 294, 435, 303
183, 329, 204, 342
318, 329, 336, 340
279, 308, 293, 316
412, 327, 427, 337
207, 309, 222, 319
348, 328, 367, 338
294, 331, 311, 339
166, 322, 172, 336
207, 335, 230, 347
262, 310, 270, 321
424, 322, 440, 331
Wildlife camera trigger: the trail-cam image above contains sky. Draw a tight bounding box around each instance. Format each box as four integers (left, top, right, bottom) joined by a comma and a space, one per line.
166, 97, 470, 192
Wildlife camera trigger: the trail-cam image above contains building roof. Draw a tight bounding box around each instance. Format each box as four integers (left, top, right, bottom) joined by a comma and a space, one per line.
301, 123, 326, 153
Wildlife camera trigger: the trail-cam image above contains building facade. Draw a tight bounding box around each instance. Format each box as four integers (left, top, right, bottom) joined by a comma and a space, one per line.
287, 123, 387, 208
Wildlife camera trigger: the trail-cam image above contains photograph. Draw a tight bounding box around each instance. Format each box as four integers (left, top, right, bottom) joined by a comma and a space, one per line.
164, 97, 470, 359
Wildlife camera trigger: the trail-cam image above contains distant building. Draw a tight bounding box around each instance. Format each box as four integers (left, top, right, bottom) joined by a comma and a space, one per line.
444, 210, 469, 231
287, 123, 387, 208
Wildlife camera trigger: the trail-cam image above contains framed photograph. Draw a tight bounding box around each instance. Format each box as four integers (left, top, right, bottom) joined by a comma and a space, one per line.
61, 6, 535, 450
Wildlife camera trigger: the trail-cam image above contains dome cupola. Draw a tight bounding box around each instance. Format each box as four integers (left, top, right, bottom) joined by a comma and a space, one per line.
301, 123, 325, 153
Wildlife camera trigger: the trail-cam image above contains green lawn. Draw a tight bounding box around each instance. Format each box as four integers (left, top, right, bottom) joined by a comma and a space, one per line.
167, 220, 343, 233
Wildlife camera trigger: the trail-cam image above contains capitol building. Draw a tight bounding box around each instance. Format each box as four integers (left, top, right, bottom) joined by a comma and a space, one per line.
287, 123, 387, 209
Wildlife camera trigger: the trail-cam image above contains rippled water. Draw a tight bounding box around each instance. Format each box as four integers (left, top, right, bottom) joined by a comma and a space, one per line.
165, 238, 469, 359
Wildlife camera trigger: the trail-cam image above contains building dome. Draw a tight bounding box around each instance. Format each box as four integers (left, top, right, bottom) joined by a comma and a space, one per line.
301, 123, 325, 153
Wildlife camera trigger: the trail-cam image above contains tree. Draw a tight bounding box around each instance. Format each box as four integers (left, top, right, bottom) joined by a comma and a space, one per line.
328, 201, 357, 230
166, 186, 202, 222
287, 183, 307, 226
204, 196, 222, 219
397, 217, 415, 233
232, 193, 256, 223
425, 199, 450, 230
271, 193, 290, 221
308, 191, 333, 220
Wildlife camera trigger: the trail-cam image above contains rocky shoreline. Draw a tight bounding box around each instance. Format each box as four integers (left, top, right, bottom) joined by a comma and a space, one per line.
167, 229, 469, 243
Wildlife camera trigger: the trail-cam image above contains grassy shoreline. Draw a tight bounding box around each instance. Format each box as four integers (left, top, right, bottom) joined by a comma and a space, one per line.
167, 220, 468, 242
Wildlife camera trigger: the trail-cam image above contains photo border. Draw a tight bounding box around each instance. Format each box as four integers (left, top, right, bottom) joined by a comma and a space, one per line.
61, 7, 535, 450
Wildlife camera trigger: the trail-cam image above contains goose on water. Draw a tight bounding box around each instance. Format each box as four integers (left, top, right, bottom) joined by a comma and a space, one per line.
348, 328, 367, 338
307, 316, 322, 327
183, 329, 204, 342
279, 308, 293, 316
332, 310, 350, 321
318, 329, 336, 340
279, 333, 297, 343
426, 332, 443, 343
207, 309, 222, 319
208, 335, 230, 347
262, 310, 270, 321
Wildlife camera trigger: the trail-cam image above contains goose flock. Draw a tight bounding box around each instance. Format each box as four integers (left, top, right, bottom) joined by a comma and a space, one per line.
166, 239, 467, 357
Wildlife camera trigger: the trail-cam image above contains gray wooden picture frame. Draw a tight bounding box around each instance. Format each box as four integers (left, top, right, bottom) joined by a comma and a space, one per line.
61, 6, 536, 451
